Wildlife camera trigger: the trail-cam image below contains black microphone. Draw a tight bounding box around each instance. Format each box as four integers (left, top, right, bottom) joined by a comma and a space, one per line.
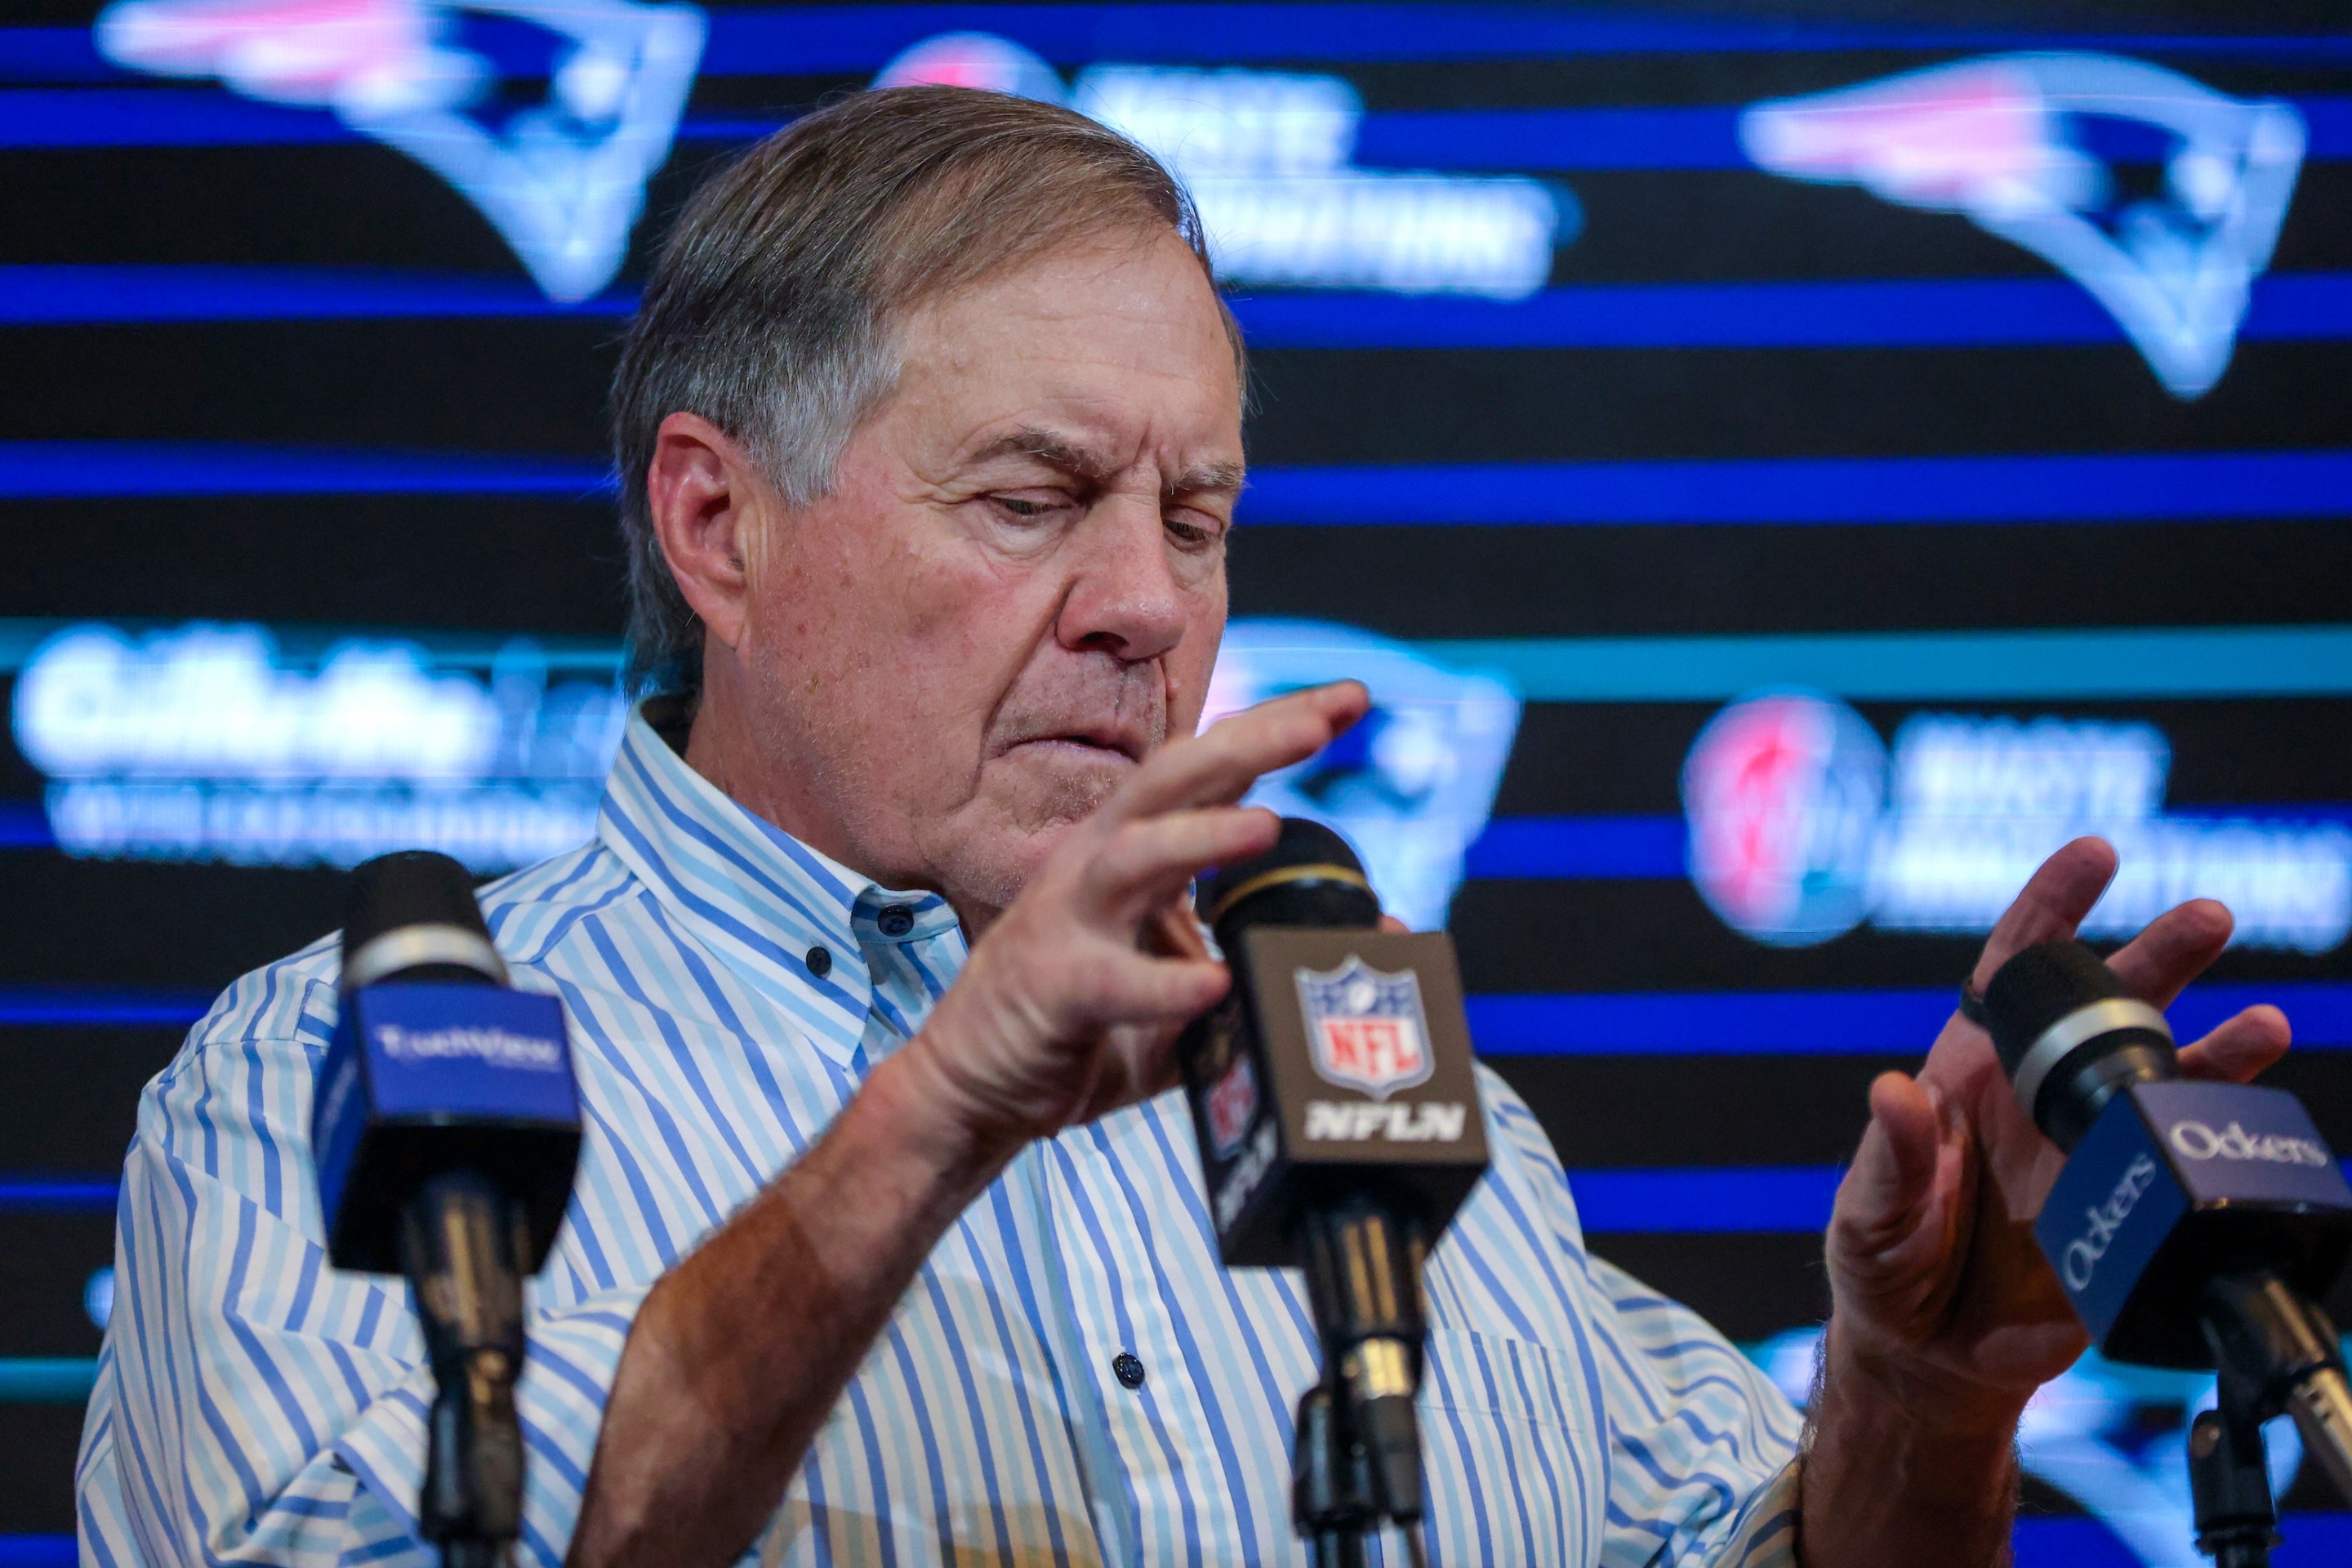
1982, 938, 2352, 1502
314, 852, 582, 1567
1179, 819, 1487, 1565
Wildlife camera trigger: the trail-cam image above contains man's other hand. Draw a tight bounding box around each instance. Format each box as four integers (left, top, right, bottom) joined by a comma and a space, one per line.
1825, 835, 2294, 1431
896, 681, 1370, 1166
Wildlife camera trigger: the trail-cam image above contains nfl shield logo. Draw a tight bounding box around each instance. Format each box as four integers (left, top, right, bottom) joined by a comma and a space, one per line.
1294, 956, 1433, 1100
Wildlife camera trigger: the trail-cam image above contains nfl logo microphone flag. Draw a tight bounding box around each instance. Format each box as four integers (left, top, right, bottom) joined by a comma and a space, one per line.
1297, 956, 1437, 1102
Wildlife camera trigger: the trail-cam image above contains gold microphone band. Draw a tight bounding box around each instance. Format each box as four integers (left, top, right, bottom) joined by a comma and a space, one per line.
1207, 862, 1371, 924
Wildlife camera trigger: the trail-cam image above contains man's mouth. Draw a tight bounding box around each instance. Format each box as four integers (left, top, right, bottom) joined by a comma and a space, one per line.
1005, 728, 1147, 764
991, 709, 1161, 766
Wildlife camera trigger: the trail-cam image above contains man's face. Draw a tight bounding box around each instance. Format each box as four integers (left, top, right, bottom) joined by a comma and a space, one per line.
729, 229, 1243, 918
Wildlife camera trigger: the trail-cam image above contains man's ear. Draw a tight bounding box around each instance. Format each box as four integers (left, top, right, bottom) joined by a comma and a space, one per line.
645, 412, 768, 654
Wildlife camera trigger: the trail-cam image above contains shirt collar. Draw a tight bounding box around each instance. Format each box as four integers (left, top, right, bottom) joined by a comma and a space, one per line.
596, 698, 959, 1065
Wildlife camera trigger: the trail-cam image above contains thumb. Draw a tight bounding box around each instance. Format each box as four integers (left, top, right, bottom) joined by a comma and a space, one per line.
1833, 1072, 1944, 1259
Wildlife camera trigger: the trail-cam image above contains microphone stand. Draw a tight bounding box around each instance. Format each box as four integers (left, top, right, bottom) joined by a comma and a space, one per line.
2189, 1368, 2279, 1568
1295, 1195, 1432, 1568
1291, 1383, 1432, 1568
403, 1172, 528, 1568
1292, 1382, 1374, 1568
2203, 1271, 2352, 1506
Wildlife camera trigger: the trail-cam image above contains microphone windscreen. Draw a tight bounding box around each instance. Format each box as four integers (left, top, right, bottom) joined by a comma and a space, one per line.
1199, 817, 1380, 934
1982, 938, 2127, 1079
345, 850, 492, 953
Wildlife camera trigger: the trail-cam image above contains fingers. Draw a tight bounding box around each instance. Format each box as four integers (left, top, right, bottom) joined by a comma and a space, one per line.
1085, 807, 1280, 921
1377, 915, 1409, 934
1968, 837, 2119, 991
1835, 1072, 1944, 1250
1111, 682, 1369, 822
1084, 948, 1232, 1024
1140, 895, 1214, 963
2104, 898, 2234, 1010
2178, 1004, 2292, 1084
1969, 841, 2241, 1016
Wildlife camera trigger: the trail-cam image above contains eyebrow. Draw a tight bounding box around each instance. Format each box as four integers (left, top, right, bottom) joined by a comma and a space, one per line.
969, 426, 1245, 497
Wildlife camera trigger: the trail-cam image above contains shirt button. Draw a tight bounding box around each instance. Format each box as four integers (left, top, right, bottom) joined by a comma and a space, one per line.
804, 946, 831, 979
876, 905, 915, 938
1111, 1352, 1146, 1390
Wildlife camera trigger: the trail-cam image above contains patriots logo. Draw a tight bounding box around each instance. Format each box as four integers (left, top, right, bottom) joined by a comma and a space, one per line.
1740, 54, 2305, 398
1203, 621, 1521, 933
1294, 956, 1433, 1101
94, 0, 706, 301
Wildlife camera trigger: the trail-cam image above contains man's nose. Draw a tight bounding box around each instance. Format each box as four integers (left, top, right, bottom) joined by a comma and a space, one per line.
1055, 494, 1190, 663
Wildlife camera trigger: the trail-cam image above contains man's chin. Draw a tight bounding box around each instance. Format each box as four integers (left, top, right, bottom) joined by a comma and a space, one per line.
994, 744, 1134, 831
924, 758, 1133, 914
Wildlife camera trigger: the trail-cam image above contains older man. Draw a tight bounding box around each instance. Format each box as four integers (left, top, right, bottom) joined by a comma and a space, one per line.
79, 87, 2292, 1568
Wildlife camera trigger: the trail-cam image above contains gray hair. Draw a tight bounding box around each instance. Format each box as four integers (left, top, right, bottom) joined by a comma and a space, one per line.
610, 85, 1240, 697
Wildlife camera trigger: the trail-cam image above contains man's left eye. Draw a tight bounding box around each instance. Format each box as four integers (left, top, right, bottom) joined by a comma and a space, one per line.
1165, 513, 1226, 548
993, 492, 1086, 523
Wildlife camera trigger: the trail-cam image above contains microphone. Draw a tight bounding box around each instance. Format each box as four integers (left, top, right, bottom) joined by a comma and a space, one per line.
1179, 819, 1487, 1565
1982, 938, 2352, 1502
314, 852, 582, 1567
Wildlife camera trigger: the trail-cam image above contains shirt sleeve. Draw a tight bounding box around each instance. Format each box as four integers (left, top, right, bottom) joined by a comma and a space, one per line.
76, 991, 649, 1568
1480, 1071, 1804, 1568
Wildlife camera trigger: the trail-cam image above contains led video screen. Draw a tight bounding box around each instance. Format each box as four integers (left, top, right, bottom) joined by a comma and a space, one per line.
5, 2, 2352, 1561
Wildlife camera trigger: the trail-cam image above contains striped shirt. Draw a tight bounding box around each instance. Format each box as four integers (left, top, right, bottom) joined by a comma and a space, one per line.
76, 702, 1802, 1567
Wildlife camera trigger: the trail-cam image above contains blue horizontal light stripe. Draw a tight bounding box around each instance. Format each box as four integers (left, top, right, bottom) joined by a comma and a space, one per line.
0, 86, 350, 148
0, 264, 631, 324
0, 441, 610, 499
18, 1147, 2352, 1227
0, 1358, 98, 1404
0, 28, 111, 83
0, 1162, 1835, 1227
1234, 272, 2352, 350
1357, 104, 1742, 170
1243, 451, 2352, 525
12, 442, 2352, 521
1424, 625, 2352, 701
8, 973, 2344, 1055
0, 802, 52, 849
2, 973, 2338, 1048
9, 9, 2352, 87
0, 987, 212, 1026
695, 10, 2352, 72
1581, 1157, 2352, 1232
1472, 982, 2352, 1057
1464, 813, 1686, 879
0, 1178, 119, 1213
20, 265, 2352, 354
1356, 101, 2352, 171
2016, 1514, 2352, 1567
0, 1538, 74, 1568
0, 1519, 2332, 1566
1568, 1165, 1844, 1232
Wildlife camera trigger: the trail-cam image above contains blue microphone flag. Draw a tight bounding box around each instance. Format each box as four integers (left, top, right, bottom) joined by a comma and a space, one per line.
315, 983, 580, 1273
2038, 1080, 2352, 1365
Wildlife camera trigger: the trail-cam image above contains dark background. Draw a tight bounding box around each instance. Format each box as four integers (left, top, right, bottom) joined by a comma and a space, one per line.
5, 0, 2351, 1557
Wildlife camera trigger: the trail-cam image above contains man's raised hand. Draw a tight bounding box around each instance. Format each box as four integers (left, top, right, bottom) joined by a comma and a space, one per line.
899, 681, 1370, 1167
1824, 835, 2295, 1423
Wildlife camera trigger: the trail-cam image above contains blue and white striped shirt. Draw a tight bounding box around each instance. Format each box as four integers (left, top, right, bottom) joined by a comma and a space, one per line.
76, 703, 1802, 1567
